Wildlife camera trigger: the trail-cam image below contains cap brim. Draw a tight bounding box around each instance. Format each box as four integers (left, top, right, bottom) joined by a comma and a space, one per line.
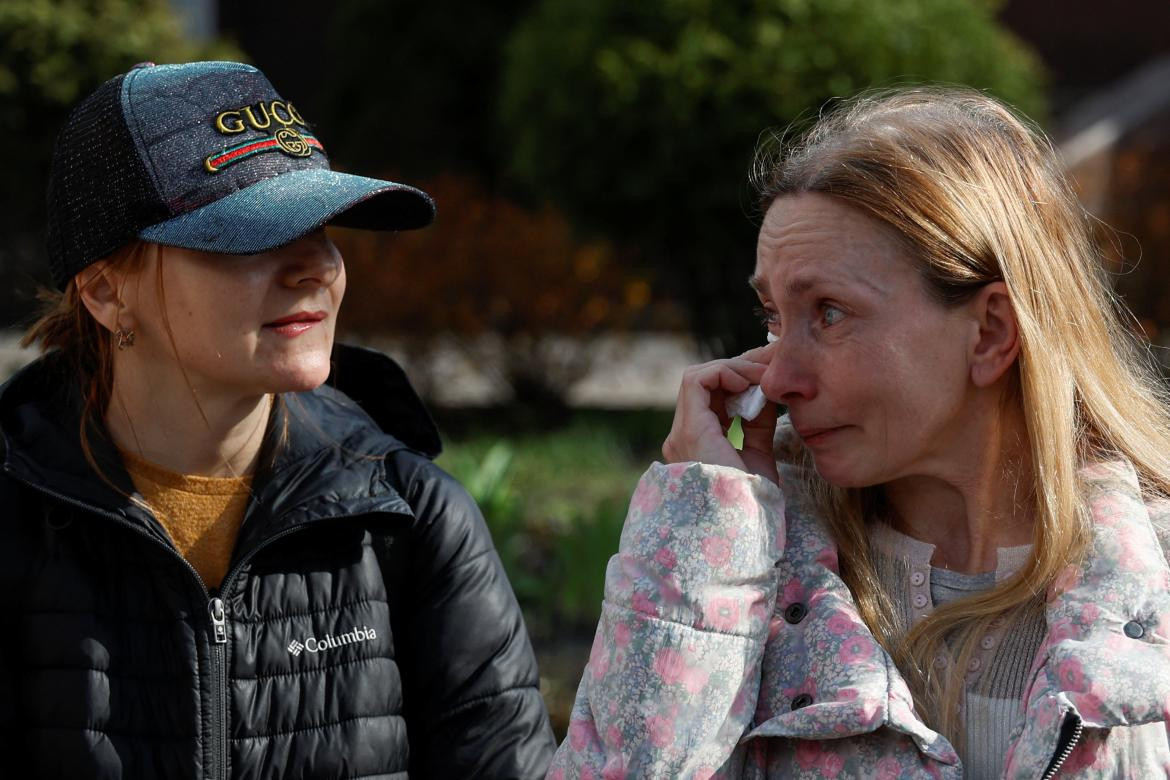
138, 168, 435, 254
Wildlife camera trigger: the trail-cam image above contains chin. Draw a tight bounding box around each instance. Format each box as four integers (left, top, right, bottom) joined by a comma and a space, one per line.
809, 455, 880, 489
264, 354, 333, 393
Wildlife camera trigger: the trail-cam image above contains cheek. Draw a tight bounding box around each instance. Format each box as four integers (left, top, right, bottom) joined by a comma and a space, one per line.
333, 262, 347, 307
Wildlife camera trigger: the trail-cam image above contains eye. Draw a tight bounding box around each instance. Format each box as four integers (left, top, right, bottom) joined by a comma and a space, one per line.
822, 304, 846, 326
753, 306, 779, 328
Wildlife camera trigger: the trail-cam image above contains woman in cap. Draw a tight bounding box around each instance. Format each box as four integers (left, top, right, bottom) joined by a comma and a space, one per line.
551, 87, 1170, 778
0, 61, 554, 778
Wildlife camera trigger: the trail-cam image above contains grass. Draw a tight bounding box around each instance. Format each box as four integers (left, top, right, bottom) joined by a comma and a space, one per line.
432, 407, 747, 736
433, 407, 673, 736
435, 409, 671, 633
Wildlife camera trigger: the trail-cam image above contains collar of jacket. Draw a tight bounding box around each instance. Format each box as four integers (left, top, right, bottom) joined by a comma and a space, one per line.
1035, 459, 1170, 727
1003, 459, 1170, 775
0, 343, 439, 549
744, 459, 960, 766
751, 438, 1170, 770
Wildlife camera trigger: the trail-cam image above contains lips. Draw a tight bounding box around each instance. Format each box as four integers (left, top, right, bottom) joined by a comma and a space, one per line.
263, 310, 327, 337
794, 424, 847, 446
264, 311, 327, 327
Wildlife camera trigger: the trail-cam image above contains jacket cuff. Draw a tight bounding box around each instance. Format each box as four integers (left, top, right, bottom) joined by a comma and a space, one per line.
605, 461, 786, 638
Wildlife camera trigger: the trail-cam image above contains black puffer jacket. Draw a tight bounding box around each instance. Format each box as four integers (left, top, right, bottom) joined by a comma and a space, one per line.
0, 344, 556, 779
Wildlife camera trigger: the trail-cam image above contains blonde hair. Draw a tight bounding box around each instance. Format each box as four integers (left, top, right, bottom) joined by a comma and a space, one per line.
752, 87, 1170, 745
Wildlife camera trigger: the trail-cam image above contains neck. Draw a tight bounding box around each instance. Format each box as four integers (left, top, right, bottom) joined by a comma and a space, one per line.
105, 357, 273, 478
881, 397, 1034, 574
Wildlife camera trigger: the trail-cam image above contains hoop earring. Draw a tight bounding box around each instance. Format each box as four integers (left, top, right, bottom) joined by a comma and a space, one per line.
115, 327, 136, 350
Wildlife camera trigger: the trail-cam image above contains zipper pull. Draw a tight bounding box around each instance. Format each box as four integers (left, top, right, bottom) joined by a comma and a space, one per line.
208, 598, 228, 644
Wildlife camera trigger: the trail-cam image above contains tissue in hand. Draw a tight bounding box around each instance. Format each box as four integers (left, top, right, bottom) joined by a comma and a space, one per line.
725, 333, 776, 422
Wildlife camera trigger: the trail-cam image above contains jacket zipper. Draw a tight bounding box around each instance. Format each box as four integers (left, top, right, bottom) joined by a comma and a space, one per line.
8, 478, 232, 777
13, 473, 388, 779
209, 597, 229, 780
1040, 713, 1083, 780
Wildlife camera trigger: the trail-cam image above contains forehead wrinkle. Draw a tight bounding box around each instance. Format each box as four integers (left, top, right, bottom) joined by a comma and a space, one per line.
783, 267, 886, 299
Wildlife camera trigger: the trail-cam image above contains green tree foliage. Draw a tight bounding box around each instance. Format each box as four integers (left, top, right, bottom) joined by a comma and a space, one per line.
318, 0, 535, 185
0, 0, 236, 320
499, 0, 1046, 348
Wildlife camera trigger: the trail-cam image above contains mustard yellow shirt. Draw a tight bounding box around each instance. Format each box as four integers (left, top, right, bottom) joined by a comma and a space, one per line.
121, 450, 253, 589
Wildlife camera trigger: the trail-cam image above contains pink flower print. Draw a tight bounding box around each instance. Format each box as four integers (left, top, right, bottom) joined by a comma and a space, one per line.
702, 535, 732, 568
875, 755, 904, 780
658, 576, 683, 605
712, 475, 748, 508
826, 612, 855, 636
653, 545, 677, 569
807, 587, 831, 607
589, 632, 611, 678
1055, 657, 1086, 691
705, 596, 741, 631
569, 717, 598, 751
838, 634, 874, 664
794, 739, 824, 770
783, 676, 817, 703
653, 647, 687, 685
548, 769, 565, 780
1059, 731, 1107, 773
605, 725, 623, 749
580, 768, 598, 780
782, 579, 806, 606
631, 480, 663, 515
1079, 603, 1100, 625
1047, 616, 1078, 644
631, 591, 658, 616
1075, 686, 1109, 724
666, 462, 690, 479
693, 768, 716, 780
613, 621, 632, 647
646, 714, 675, 748
682, 665, 710, 694
601, 758, 628, 780
820, 752, 845, 777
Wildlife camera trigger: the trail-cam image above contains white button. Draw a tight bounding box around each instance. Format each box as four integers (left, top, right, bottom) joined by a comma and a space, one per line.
910, 571, 926, 586
968, 657, 982, 672
980, 635, 996, 650
912, 594, 928, 609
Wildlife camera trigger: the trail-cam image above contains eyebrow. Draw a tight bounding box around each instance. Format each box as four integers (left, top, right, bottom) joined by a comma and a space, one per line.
747, 273, 831, 296
751, 271, 886, 299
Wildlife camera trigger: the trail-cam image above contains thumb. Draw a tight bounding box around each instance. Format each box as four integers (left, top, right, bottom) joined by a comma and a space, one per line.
739, 402, 779, 482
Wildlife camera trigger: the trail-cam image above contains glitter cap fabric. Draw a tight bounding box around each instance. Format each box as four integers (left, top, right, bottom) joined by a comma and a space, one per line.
45, 61, 435, 289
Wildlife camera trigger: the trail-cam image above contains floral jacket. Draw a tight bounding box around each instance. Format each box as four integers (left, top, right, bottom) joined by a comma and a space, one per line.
549, 442, 1170, 778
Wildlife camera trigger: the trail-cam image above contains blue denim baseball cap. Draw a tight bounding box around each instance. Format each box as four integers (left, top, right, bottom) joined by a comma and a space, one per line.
45, 61, 435, 289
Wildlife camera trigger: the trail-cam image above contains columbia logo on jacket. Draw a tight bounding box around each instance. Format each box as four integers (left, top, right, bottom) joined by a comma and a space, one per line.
288, 626, 377, 656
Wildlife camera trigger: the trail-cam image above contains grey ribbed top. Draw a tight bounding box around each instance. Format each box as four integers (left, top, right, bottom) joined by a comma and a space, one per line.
869, 524, 1047, 780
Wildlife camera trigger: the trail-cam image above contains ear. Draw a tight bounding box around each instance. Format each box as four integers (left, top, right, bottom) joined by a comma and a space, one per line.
968, 281, 1020, 388
76, 262, 130, 335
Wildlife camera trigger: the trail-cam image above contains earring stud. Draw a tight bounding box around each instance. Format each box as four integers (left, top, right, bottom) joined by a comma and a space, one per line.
115, 327, 136, 350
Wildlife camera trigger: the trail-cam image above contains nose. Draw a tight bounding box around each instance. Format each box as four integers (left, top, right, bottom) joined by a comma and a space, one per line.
279, 231, 343, 288
759, 332, 818, 404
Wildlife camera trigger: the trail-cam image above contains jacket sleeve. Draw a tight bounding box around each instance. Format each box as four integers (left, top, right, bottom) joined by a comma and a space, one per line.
394, 453, 556, 779
548, 461, 786, 779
